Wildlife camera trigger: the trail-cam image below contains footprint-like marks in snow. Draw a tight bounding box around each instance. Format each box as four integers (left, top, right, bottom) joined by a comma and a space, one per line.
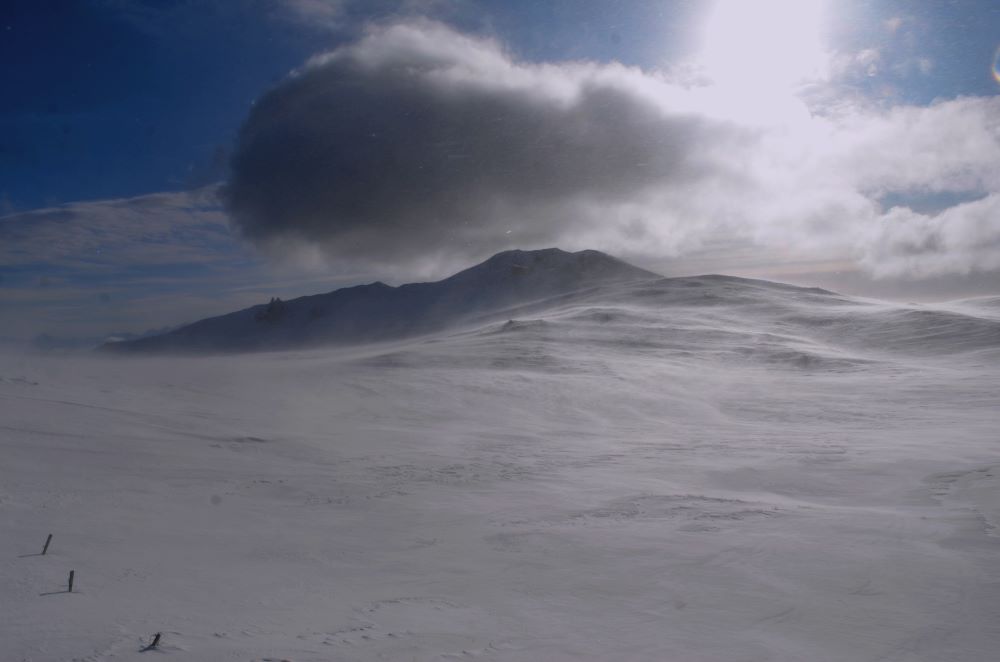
568, 494, 782, 526
292, 597, 494, 657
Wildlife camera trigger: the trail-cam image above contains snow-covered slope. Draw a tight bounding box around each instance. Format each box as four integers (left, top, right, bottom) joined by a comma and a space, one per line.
101, 248, 660, 353
3, 264, 1000, 661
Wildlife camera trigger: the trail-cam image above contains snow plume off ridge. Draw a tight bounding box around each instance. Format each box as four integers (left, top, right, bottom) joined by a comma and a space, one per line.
101, 248, 658, 353
102, 248, 1000, 363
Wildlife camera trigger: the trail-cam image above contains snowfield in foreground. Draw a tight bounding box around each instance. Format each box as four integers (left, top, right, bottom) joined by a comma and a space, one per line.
3, 277, 1000, 661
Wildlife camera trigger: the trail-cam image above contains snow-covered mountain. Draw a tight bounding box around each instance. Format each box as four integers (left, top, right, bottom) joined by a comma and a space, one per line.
102, 247, 1000, 359
101, 248, 660, 353
4, 251, 1000, 660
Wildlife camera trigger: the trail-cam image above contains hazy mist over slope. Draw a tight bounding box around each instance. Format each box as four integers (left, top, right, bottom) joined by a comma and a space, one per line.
4, 256, 999, 660
100, 249, 659, 353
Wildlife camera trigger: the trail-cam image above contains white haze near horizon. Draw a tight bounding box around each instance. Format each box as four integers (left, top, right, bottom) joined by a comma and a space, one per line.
3, 276, 999, 661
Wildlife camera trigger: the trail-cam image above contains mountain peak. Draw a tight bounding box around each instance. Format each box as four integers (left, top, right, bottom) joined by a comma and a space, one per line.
442, 248, 657, 285
102, 248, 659, 354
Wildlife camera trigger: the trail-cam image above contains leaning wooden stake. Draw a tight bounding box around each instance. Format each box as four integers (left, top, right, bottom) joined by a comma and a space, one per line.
68, 570, 75, 593
141, 632, 162, 651
42, 534, 53, 555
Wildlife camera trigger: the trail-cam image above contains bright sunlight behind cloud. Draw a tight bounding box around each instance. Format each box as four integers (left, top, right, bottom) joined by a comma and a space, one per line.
223, 20, 1000, 280
698, 0, 828, 91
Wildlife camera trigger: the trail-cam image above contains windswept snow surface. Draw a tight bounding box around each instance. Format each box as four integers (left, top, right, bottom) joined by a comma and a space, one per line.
3, 276, 1000, 661
101, 249, 659, 354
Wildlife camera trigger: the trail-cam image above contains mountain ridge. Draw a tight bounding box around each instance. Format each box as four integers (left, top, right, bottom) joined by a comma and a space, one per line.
100, 248, 661, 354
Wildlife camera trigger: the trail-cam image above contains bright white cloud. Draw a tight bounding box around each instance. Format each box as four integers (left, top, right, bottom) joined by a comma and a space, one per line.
861, 194, 1000, 278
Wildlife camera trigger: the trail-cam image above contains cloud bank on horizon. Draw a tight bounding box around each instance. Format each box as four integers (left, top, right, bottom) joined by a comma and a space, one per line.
0, 189, 370, 341
224, 19, 1000, 280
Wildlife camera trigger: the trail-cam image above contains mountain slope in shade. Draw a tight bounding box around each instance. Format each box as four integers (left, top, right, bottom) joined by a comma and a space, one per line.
101, 248, 660, 354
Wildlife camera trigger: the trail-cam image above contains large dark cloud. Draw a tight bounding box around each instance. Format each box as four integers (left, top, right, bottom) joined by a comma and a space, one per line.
224, 21, 728, 267
225, 21, 1000, 281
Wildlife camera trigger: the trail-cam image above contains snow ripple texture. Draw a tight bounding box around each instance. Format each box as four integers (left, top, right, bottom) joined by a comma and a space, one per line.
3, 271, 1000, 661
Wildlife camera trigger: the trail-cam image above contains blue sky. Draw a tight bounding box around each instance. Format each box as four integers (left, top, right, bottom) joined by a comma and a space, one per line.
2, 0, 999, 342
1, 1, 326, 209
7, 0, 996, 211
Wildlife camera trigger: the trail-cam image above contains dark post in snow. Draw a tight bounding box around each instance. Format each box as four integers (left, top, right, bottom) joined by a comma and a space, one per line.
42, 534, 53, 555
68, 570, 75, 593
141, 632, 162, 651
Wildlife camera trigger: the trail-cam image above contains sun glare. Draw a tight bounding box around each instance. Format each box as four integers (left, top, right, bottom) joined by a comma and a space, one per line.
699, 0, 828, 92
686, 0, 829, 127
